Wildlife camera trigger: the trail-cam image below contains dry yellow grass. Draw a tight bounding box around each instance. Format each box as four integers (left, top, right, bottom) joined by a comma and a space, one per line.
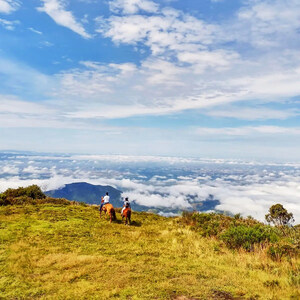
0, 204, 299, 299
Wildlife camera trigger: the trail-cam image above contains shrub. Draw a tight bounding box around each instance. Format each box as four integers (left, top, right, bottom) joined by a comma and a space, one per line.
267, 243, 299, 261
181, 210, 298, 253
194, 217, 220, 237
9, 196, 34, 205
0, 186, 72, 206
181, 212, 261, 238
0, 193, 9, 206
190, 213, 231, 236
221, 225, 278, 251
2, 185, 45, 202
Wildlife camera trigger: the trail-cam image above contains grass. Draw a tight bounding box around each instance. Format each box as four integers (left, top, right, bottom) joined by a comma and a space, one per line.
0, 204, 299, 299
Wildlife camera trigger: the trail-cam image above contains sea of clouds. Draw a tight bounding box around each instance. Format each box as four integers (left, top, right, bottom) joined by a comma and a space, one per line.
0, 152, 299, 223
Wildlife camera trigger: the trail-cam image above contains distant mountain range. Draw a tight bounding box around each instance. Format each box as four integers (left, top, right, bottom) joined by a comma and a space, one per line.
45, 182, 220, 213
45, 182, 123, 207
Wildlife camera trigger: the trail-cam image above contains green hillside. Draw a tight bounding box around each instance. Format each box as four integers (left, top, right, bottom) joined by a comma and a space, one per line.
0, 186, 299, 299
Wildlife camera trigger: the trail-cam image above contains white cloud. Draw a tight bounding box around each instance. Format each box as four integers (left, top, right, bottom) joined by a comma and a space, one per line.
0, 95, 55, 115
28, 27, 43, 35
1, 165, 19, 175
205, 107, 299, 120
0, 0, 19, 14
37, 0, 92, 39
97, 10, 218, 55
72, 154, 195, 164
0, 95, 124, 132
236, 0, 300, 48
115, 172, 300, 222
0, 18, 19, 30
39, 41, 54, 47
109, 0, 159, 14
80, 1, 298, 121
195, 126, 300, 137
177, 50, 239, 72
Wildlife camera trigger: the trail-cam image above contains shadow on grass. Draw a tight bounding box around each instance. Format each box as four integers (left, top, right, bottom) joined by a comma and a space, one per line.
128, 220, 142, 227
113, 219, 123, 225
112, 219, 142, 227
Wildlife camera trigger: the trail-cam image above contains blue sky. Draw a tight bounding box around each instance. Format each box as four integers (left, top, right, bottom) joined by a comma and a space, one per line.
0, 0, 300, 160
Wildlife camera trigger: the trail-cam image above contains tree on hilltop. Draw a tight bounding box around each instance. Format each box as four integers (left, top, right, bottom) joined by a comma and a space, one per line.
265, 204, 294, 226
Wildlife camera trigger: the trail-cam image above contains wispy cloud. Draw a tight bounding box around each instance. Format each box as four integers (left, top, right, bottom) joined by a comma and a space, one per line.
109, 0, 159, 14
205, 107, 299, 120
0, 17, 19, 30
0, 0, 20, 14
195, 126, 300, 137
28, 27, 43, 35
37, 0, 92, 39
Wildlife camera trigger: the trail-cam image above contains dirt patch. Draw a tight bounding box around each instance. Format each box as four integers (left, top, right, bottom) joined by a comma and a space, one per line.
210, 289, 239, 300
173, 296, 199, 300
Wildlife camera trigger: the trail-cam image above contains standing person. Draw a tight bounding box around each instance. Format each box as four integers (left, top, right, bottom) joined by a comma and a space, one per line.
121, 197, 130, 216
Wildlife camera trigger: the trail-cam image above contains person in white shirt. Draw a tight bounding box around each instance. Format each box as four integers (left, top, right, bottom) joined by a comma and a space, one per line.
121, 197, 131, 216
103, 192, 110, 204
100, 192, 110, 212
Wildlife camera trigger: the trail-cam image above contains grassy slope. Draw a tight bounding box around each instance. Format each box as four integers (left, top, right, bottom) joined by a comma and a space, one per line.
0, 205, 299, 300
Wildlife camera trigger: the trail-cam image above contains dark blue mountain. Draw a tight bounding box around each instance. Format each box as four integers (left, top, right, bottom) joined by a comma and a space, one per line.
45, 182, 123, 207
45, 182, 220, 213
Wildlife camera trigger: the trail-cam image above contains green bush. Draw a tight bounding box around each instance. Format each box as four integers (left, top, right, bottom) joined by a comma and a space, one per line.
0, 185, 71, 206
3, 185, 45, 202
181, 212, 261, 238
190, 213, 231, 237
181, 209, 298, 253
267, 243, 299, 261
9, 196, 33, 205
220, 225, 278, 251
0, 193, 9, 206
192, 213, 221, 236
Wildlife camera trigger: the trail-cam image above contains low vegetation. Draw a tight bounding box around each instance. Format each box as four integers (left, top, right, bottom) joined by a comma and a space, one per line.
181, 210, 299, 260
0, 185, 75, 206
0, 186, 299, 299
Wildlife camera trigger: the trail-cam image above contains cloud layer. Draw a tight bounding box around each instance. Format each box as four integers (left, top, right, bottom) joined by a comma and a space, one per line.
1, 152, 299, 223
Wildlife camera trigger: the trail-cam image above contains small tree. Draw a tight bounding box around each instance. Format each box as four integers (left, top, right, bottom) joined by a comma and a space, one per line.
265, 204, 294, 226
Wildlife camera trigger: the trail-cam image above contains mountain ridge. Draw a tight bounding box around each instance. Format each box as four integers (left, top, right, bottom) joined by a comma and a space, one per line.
45, 182, 123, 207
45, 181, 221, 214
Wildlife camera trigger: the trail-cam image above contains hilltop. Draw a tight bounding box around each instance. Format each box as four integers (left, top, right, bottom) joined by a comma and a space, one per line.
0, 186, 299, 299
